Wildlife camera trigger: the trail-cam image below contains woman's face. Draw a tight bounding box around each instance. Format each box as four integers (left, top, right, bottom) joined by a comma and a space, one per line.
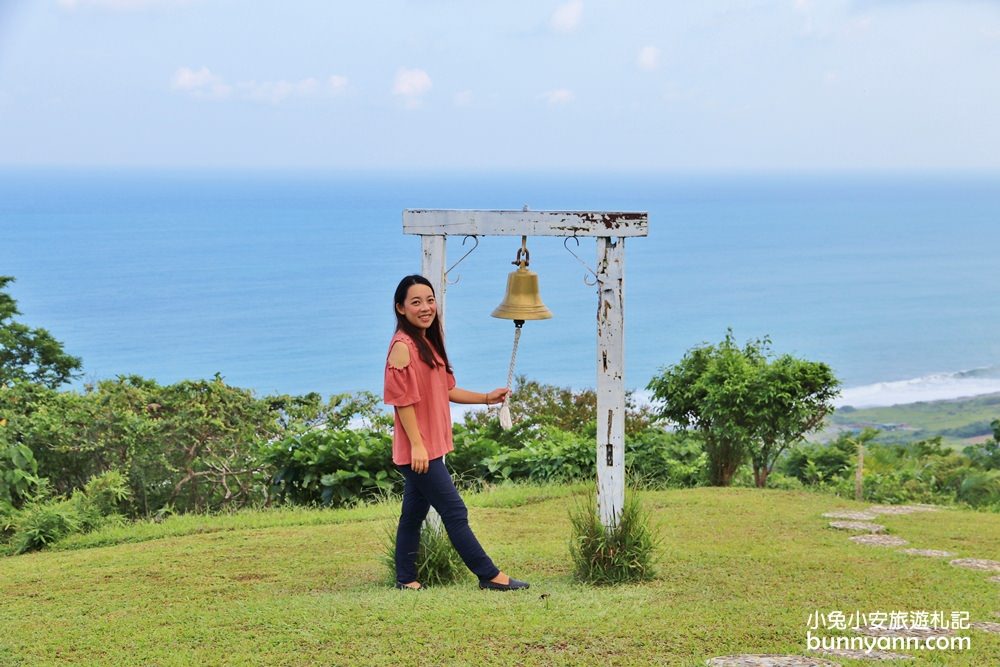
397, 283, 437, 331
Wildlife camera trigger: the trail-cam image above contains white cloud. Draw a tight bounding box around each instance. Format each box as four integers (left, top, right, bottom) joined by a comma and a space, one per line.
393, 68, 432, 108
636, 46, 660, 71
58, 0, 192, 9
171, 66, 231, 99
541, 88, 574, 106
328, 75, 349, 94
550, 0, 583, 33
454, 90, 474, 107
172, 68, 343, 104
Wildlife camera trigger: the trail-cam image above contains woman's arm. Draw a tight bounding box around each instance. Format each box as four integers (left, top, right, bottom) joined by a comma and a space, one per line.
449, 387, 510, 405
397, 405, 429, 474
387, 341, 430, 474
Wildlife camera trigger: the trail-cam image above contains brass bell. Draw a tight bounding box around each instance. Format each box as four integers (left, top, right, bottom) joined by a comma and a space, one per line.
492, 236, 552, 325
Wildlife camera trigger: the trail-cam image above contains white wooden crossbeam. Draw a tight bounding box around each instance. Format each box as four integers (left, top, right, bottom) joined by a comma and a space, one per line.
404, 209, 647, 237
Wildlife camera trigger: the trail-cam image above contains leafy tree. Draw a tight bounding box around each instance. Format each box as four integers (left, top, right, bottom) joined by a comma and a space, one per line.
647, 331, 839, 487
646, 332, 764, 485
964, 418, 1000, 471
462, 375, 656, 437
0, 276, 82, 388
749, 354, 840, 487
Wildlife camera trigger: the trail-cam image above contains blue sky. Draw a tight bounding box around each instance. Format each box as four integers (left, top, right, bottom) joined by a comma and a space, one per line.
1, 0, 999, 170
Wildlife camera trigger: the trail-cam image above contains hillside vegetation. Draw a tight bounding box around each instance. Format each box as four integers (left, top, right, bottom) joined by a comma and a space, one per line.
827, 393, 1000, 446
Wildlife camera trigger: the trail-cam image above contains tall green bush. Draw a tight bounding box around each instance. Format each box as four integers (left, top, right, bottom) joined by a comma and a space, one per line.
625, 429, 707, 488
7, 470, 130, 554
260, 428, 397, 506
0, 441, 41, 515
568, 491, 659, 585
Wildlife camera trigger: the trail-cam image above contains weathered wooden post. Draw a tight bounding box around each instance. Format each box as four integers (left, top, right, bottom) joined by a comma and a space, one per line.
596, 237, 626, 527
420, 236, 447, 328
402, 210, 647, 528
855, 440, 865, 502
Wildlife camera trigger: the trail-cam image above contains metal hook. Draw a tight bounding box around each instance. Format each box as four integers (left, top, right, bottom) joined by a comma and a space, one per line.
563, 236, 599, 287
445, 235, 480, 284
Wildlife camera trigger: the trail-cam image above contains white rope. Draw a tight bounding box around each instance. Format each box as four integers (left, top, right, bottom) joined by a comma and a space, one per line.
498, 325, 522, 430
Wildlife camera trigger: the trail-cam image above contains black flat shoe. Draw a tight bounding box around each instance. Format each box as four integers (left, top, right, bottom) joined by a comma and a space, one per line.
479, 577, 530, 591
394, 582, 423, 590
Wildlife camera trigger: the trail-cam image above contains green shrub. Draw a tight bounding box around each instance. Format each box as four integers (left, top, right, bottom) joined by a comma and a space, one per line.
625, 429, 707, 488
72, 470, 132, 532
11, 499, 80, 554
261, 428, 397, 507
461, 376, 657, 437
6, 470, 131, 554
381, 519, 467, 587
487, 426, 595, 483
447, 424, 502, 488
0, 441, 41, 514
568, 491, 659, 585
956, 470, 1000, 507
758, 471, 804, 490
782, 435, 855, 484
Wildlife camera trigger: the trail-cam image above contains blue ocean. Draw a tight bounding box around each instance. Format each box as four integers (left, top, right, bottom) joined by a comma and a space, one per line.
3, 169, 1000, 408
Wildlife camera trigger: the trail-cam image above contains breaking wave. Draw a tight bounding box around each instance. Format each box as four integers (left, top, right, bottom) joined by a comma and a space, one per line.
836, 366, 1000, 408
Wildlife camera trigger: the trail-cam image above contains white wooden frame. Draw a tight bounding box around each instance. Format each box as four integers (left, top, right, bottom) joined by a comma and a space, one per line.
404, 209, 648, 528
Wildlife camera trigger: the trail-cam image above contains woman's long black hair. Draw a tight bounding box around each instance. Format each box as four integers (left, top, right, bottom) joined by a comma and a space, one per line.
393, 275, 452, 371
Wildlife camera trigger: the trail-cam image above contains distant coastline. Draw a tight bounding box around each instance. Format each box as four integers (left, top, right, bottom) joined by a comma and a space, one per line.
823, 391, 1000, 446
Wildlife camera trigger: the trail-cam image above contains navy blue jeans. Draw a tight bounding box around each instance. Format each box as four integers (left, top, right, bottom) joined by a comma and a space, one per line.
395, 457, 500, 584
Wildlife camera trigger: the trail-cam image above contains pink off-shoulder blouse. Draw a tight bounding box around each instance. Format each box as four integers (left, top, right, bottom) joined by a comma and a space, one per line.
383, 331, 456, 465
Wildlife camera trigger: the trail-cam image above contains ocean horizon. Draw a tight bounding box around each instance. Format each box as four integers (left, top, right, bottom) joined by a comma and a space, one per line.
3, 168, 1000, 410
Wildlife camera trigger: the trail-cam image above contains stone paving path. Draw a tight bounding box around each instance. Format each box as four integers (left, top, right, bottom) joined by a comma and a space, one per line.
970, 621, 1000, 634
815, 648, 912, 661
897, 548, 955, 558
821, 511, 878, 521
855, 626, 954, 638
867, 505, 939, 515
706, 655, 839, 666
948, 558, 1000, 573
707, 503, 994, 665
849, 534, 908, 547
828, 521, 885, 533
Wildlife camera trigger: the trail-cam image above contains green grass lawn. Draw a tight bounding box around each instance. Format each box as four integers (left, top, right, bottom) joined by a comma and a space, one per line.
1, 485, 998, 666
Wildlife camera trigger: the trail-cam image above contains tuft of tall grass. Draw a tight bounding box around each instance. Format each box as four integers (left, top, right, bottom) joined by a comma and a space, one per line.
568, 490, 660, 585
381, 518, 468, 587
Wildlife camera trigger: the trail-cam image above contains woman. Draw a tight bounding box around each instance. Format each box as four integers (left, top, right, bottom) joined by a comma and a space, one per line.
384, 274, 529, 591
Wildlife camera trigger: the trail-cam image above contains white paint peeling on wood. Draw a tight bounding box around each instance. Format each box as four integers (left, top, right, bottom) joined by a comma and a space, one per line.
420, 235, 446, 531
596, 237, 626, 528
421, 236, 448, 330
404, 209, 648, 238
